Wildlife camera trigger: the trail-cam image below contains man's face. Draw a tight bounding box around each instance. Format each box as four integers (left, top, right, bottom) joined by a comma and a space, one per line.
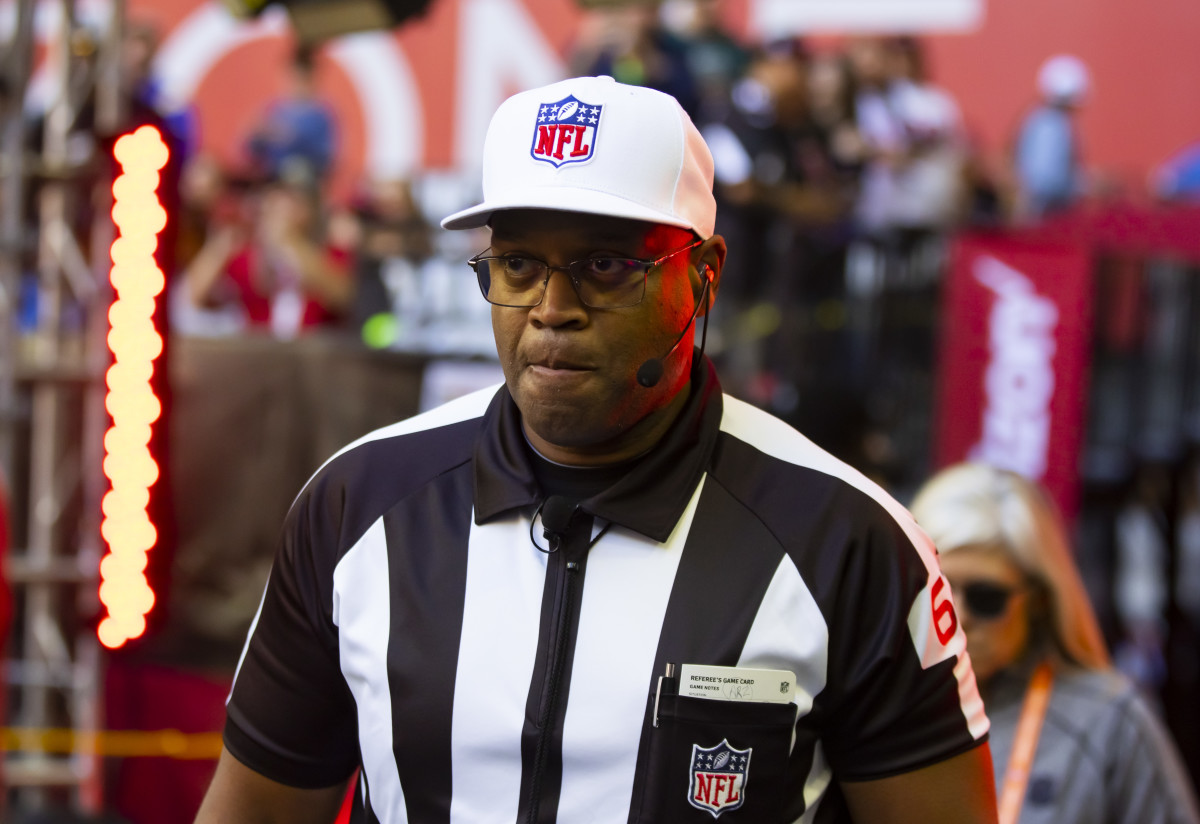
487, 209, 707, 466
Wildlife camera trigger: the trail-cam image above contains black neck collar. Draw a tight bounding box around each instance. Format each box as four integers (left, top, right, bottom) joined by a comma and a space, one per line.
472, 352, 724, 542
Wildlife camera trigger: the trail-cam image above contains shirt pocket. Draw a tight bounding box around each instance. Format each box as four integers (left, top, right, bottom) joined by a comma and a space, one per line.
633, 692, 797, 823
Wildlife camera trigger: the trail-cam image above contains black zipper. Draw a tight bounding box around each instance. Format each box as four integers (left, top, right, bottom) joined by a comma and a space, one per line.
525, 541, 586, 824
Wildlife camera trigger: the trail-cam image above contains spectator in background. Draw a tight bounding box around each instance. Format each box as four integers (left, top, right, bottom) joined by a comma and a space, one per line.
175, 153, 231, 272
702, 40, 851, 303
807, 50, 866, 178
883, 36, 966, 231
183, 160, 353, 339
910, 463, 1200, 824
659, 0, 750, 120
846, 35, 906, 236
245, 45, 336, 184
701, 41, 859, 454
1112, 465, 1173, 695
355, 178, 434, 264
570, 1, 699, 117
171, 153, 249, 336
848, 35, 965, 239
350, 177, 436, 340
1013, 54, 1089, 219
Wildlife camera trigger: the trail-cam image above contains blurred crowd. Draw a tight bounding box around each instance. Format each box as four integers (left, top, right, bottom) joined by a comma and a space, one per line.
66, 2, 1199, 479
158, 13, 1006, 477
154, 4, 1123, 496
166, 44, 453, 344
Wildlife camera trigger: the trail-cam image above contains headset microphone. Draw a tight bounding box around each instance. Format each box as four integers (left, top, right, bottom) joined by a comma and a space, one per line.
636, 266, 712, 389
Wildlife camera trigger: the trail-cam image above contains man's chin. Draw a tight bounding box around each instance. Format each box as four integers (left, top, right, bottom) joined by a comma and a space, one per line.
524, 413, 605, 451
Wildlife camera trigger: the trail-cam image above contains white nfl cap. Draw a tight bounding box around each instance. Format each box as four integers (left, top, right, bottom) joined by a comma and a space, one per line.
441, 75, 716, 238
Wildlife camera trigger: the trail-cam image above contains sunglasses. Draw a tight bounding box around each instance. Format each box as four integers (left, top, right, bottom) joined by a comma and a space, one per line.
953, 580, 1022, 620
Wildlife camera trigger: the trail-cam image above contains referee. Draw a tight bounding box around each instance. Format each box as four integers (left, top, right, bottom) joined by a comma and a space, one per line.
196, 76, 997, 823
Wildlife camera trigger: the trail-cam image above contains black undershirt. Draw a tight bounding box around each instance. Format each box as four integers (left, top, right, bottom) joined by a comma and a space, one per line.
526, 446, 637, 504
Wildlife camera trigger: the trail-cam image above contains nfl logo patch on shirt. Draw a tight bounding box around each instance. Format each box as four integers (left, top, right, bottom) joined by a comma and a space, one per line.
530, 95, 602, 167
688, 739, 751, 817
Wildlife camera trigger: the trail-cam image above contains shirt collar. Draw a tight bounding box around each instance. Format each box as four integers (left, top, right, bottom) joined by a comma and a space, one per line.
473, 355, 724, 543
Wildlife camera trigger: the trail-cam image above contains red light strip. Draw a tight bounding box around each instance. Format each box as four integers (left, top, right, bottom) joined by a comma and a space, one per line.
98, 125, 169, 650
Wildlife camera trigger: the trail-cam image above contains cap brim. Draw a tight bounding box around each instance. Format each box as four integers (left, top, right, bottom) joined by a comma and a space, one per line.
440, 185, 698, 234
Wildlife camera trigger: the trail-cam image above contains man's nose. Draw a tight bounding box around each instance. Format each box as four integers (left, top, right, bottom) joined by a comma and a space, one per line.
530, 268, 587, 324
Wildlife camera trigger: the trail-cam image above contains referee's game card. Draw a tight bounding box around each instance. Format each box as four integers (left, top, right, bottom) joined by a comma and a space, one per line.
679, 664, 797, 704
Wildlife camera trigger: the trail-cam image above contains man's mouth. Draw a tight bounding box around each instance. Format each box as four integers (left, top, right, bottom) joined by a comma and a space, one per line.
528, 349, 594, 371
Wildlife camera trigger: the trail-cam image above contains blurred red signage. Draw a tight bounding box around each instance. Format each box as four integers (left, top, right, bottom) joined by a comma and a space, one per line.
934, 234, 1093, 520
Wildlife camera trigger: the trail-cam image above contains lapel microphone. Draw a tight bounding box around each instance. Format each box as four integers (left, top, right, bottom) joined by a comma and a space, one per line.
534, 495, 579, 553
636, 266, 712, 389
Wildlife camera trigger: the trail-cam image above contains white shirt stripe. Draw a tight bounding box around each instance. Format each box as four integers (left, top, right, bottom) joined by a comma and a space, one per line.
738, 556, 829, 722
333, 517, 407, 822
739, 556, 831, 807
449, 512, 549, 823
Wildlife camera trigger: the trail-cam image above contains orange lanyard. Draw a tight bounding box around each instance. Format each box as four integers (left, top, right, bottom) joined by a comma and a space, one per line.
998, 661, 1055, 824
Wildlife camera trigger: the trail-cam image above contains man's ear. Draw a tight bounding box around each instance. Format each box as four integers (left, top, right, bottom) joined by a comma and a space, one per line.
695, 235, 726, 316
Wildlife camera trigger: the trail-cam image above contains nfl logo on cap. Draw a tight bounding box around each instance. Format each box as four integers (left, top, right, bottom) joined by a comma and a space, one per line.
530, 94, 602, 168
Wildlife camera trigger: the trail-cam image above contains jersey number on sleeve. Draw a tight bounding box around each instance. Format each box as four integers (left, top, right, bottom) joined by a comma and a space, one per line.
931, 577, 958, 646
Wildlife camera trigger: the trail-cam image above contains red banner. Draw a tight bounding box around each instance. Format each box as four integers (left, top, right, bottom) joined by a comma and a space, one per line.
934, 234, 1093, 521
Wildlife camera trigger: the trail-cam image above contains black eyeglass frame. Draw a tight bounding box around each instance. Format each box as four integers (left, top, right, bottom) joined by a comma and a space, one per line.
468, 238, 704, 309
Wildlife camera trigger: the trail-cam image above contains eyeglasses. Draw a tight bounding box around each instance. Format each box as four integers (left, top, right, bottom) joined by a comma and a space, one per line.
952, 580, 1022, 620
468, 239, 703, 309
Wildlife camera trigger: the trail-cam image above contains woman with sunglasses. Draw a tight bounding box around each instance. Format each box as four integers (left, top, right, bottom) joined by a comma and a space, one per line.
910, 462, 1199, 824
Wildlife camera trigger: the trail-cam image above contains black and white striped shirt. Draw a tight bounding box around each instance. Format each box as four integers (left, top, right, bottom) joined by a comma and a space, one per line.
225, 358, 988, 823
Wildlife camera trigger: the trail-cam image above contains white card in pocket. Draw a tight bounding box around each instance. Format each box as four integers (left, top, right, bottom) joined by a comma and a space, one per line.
679, 664, 796, 704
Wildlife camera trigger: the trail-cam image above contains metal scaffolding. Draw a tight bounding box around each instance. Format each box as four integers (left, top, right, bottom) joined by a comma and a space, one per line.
2, 0, 127, 813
